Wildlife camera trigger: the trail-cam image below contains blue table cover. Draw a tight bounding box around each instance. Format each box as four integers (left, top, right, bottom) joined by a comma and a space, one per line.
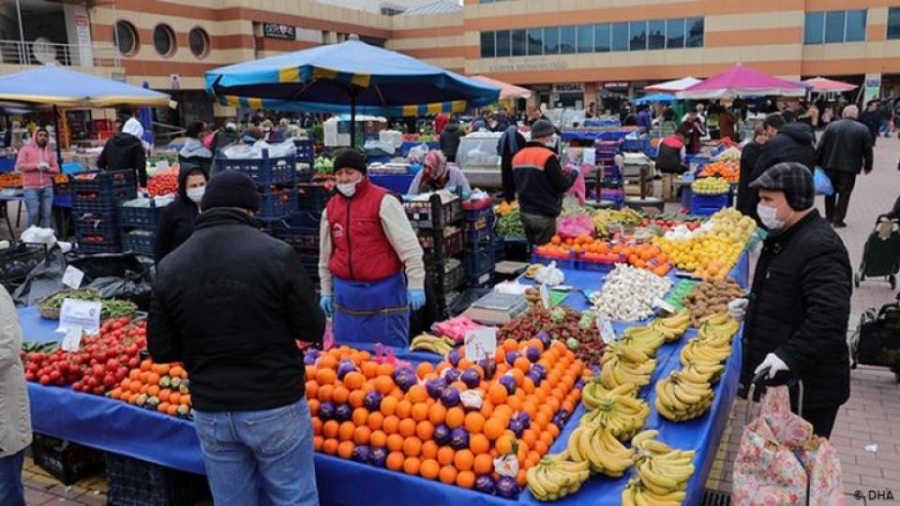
399, 141, 439, 157
559, 130, 630, 142
370, 173, 416, 195
20, 252, 751, 505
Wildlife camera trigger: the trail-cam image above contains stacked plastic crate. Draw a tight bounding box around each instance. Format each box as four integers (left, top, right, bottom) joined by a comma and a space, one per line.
405, 194, 465, 315
461, 198, 495, 287
71, 169, 136, 254
118, 199, 166, 257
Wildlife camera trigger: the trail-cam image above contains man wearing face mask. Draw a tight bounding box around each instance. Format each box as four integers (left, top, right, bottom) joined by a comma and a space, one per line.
318, 150, 426, 347
729, 162, 852, 438
153, 166, 208, 263
512, 119, 578, 246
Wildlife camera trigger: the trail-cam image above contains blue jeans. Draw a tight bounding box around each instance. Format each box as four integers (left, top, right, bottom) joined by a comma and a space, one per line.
23, 186, 53, 229
193, 398, 318, 506
0, 450, 26, 506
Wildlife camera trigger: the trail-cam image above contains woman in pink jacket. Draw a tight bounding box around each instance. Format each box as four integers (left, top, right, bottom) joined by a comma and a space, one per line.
15, 128, 59, 229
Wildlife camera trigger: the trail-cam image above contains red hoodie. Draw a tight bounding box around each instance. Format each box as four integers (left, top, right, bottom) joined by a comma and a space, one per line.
15, 137, 59, 189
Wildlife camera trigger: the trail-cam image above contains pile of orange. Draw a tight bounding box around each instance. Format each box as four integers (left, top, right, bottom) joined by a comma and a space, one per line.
305, 340, 588, 496
107, 360, 192, 419
613, 242, 672, 276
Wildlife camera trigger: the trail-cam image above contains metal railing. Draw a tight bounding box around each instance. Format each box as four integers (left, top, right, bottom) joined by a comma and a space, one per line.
0, 40, 120, 68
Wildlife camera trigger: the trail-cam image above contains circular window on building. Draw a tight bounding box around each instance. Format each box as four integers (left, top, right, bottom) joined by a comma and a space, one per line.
189, 27, 210, 59
114, 21, 138, 56
153, 24, 177, 57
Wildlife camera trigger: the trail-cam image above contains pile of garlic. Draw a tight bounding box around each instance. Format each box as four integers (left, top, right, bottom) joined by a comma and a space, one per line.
590, 264, 672, 321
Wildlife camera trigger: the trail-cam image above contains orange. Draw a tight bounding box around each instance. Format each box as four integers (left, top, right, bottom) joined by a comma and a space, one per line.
415, 421, 434, 441
343, 371, 365, 390
408, 384, 428, 403
352, 408, 369, 427
533, 440, 549, 456
416, 362, 434, 379
522, 429, 538, 449
487, 383, 508, 405
313, 436, 324, 452
169, 365, 185, 378
369, 430, 387, 448
316, 368, 337, 385
516, 469, 527, 487
473, 453, 493, 475
147, 385, 160, 397
318, 384, 334, 403
402, 437, 422, 457
403, 457, 421, 476
483, 417, 505, 441
480, 400, 495, 418
514, 357, 531, 373
353, 426, 372, 445
140, 359, 152, 372
332, 386, 350, 405
420, 459, 441, 480
546, 423, 560, 439
395, 400, 412, 419
502, 339, 519, 353
380, 396, 398, 416
348, 390, 366, 408
361, 361, 379, 379
469, 433, 490, 455
445, 407, 465, 429
307, 399, 320, 416
367, 412, 385, 431
438, 465, 458, 485
337, 441, 355, 459
146, 372, 160, 385
495, 432, 515, 455
456, 470, 476, 489
376, 363, 394, 377
382, 415, 400, 435
411, 403, 429, 422
312, 418, 323, 436
374, 376, 394, 395
421, 440, 439, 460
428, 403, 447, 425
338, 421, 356, 442
317, 354, 337, 369
436, 446, 455, 466
323, 420, 339, 440
167, 404, 178, 416
386, 434, 405, 452
398, 418, 417, 438
464, 412, 485, 434
386, 451, 405, 471
321, 438, 339, 455
453, 449, 474, 471
129, 369, 141, 380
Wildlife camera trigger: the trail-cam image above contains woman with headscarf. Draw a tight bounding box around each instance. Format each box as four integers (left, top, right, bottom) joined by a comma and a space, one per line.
406, 150, 471, 196
179, 122, 213, 174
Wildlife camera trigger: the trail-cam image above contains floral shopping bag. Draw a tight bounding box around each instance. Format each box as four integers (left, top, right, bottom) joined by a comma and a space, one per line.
732, 386, 814, 506
797, 436, 846, 506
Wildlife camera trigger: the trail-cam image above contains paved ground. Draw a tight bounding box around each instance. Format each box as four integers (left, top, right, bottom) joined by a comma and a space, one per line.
17, 137, 900, 504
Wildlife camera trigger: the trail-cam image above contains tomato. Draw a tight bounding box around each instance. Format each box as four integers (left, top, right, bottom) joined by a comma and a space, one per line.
39, 375, 51, 385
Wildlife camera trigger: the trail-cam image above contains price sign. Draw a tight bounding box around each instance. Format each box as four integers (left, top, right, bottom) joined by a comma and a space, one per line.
653, 298, 677, 314
61, 326, 83, 352
597, 313, 617, 344
540, 283, 551, 309
464, 328, 497, 361
62, 265, 85, 289
57, 298, 102, 333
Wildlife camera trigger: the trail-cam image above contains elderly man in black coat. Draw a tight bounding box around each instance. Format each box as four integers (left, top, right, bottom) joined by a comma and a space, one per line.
730, 162, 852, 438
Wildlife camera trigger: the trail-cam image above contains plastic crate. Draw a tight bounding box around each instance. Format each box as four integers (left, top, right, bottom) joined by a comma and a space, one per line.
0, 242, 46, 291
530, 252, 575, 270
73, 188, 135, 211
76, 232, 121, 254
119, 203, 164, 229
297, 182, 334, 214
464, 245, 493, 278
258, 188, 299, 221
467, 270, 495, 287
105, 452, 210, 506
214, 149, 296, 186
293, 139, 315, 164
621, 138, 650, 153
428, 261, 465, 293
74, 209, 118, 237
268, 221, 319, 251
120, 230, 155, 256
404, 197, 463, 229
31, 435, 105, 486
463, 215, 494, 243
70, 169, 136, 194
690, 193, 730, 216
462, 201, 494, 222
576, 258, 619, 272
492, 235, 505, 262
419, 228, 464, 258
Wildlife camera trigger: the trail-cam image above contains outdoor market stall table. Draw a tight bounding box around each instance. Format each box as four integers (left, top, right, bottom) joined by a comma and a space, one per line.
20, 254, 749, 505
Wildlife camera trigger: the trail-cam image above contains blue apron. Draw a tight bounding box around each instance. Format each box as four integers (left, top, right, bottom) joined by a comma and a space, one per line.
333, 272, 410, 348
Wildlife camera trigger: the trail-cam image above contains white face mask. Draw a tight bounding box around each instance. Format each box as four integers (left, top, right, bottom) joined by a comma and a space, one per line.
757, 204, 784, 230
337, 181, 358, 197
186, 186, 205, 203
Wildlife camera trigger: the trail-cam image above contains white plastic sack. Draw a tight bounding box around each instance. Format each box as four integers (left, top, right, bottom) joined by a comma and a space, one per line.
222, 144, 258, 159
493, 281, 530, 295
534, 261, 565, 286
20, 226, 57, 247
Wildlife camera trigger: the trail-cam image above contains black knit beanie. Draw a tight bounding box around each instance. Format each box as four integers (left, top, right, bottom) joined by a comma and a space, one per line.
334, 149, 367, 175
200, 170, 259, 212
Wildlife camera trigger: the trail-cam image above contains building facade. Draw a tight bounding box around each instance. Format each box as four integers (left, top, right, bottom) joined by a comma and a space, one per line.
6, 0, 900, 122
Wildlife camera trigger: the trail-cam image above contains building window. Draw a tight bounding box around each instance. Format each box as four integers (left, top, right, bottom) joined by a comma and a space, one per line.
153, 24, 177, 57
480, 32, 494, 58
612, 22, 628, 51
595, 23, 610, 52
629, 21, 647, 50
189, 27, 210, 59
666, 19, 684, 48
686, 18, 704, 47
889, 8, 900, 39
114, 20, 138, 56
805, 10, 867, 44
511, 29, 527, 57
648, 20, 666, 50
543, 27, 559, 55
559, 26, 576, 54
576, 24, 593, 53
495, 30, 511, 57
527, 28, 543, 56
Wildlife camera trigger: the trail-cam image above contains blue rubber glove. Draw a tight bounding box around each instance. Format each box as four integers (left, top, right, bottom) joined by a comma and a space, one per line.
408, 290, 426, 311
319, 296, 333, 317
461, 190, 471, 200
570, 166, 581, 177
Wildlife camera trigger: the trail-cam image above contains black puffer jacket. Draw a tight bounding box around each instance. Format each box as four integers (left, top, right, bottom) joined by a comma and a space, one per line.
153, 165, 207, 264
816, 118, 874, 174
736, 141, 764, 219
148, 208, 325, 412
97, 133, 148, 187
513, 143, 576, 218
740, 210, 852, 409
439, 122, 464, 162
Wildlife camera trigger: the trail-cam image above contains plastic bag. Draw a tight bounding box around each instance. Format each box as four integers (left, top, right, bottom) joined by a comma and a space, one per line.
535, 261, 565, 286
12, 244, 66, 307
20, 226, 57, 247
67, 253, 154, 310
814, 168, 834, 196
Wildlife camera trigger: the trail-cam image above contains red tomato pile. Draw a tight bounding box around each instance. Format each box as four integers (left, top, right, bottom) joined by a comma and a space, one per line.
147, 171, 179, 196
21, 318, 147, 395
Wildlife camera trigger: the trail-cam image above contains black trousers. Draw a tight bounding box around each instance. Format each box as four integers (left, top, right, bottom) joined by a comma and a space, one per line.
520, 212, 556, 246
824, 170, 857, 224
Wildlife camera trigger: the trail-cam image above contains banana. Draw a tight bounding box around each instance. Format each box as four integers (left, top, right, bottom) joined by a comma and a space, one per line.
535, 464, 563, 495
526, 466, 550, 499
568, 427, 587, 462
632, 429, 659, 447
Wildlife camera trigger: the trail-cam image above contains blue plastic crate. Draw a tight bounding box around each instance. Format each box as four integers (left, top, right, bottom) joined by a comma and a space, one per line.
73, 209, 118, 237
464, 245, 493, 278
621, 138, 650, 153
690, 193, 729, 216
466, 270, 494, 287
73, 189, 134, 212
118, 204, 164, 229
463, 215, 494, 243
419, 229, 464, 258
120, 230, 154, 256
297, 183, 333, 214
576, 258, 617, 272
214, 149, 296, 186
258, 189, 299, 221
293, 139, 315, 164
492, 235, 505, 262
530, 253, 575, 270
463, 205, 493, 222
268, 221, 319, 251
70, 169, 136, 194
76, 232, 121, 254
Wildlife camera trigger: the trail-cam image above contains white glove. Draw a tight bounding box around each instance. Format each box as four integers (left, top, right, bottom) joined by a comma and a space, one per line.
727, 298, 748, 322
37, 161, 49, 170
754, 353, 789, 379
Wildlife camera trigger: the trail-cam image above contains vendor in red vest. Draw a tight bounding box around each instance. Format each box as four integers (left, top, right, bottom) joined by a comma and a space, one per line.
655, 127, 690, 175
512, 119, 579, 245
318, 150, 426, 347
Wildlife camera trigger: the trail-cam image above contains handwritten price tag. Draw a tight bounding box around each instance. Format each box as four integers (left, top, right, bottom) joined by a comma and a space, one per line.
61, 326, 83, 352
597, 313, 617, 344
464, 328, 497, 361
62, 265, 85, 289
653, 298, 677, 314
540, 283, 551, 309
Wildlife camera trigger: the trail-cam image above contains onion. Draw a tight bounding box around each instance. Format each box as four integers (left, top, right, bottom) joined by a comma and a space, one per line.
460, 368, 482, 389
450, 427, 470, 450
318, 402, 335, 421
433, 423, 451, 445
441, 386, 461, 408
364, 391, 383, 412
474, 475, 496, 495
496, 476, 520, 498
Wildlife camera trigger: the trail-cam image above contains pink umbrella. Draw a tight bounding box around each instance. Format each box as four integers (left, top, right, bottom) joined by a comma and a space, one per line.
802, 77, 857, 93
644, 77, 702, 92
471, 75, 531, 101
678, 64, 808, 99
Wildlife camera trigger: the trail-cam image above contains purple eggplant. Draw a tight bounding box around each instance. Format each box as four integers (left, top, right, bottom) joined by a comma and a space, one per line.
505, 351, 519, 366
425, 378, 447, 400
337, 360, 357, 380
447, 349, 463, 367
498, 374, 517, 395
508, 417, 525, 437
536, 331, 551, 349
525, 346, 541, 363
395, 372, 417, 392
443, 368, 461, 383
351, 445, 370, 463
334, 403, 353, 422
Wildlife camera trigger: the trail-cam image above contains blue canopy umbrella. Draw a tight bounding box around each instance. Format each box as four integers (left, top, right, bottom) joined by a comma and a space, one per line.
206, 39, 500, 145
634, 93, 677, 105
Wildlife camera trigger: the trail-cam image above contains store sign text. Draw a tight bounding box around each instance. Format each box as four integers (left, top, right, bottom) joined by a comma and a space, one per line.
487, 59, 568, 73
553, 83, 583, 93
263, 23, 296, 40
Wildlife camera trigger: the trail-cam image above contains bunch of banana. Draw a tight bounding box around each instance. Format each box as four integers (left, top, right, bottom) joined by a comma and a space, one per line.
579, 393, 650, 441
524, 263, 543, 279
621, 477, 688, 506
525, 455, 591, 501
651, 308, 691, 342
697, 313, 740, 342
567, 424, 635, 477
582, 381, 637, 410
655, 369, 715, 422
683, 362, 725, 384
630, 433, 696, 502
621, 326, 667, 356
679, 339, 731, 368
600, 352, 657, 389
409, 333, 455, 355
601, 341, 651, 366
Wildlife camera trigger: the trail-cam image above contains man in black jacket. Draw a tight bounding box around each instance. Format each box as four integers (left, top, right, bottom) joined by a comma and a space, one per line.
498, 124, 526, 202
97, 119, 148, 187
816, 105, 874, 227
731, 162, 852, 438
152, 165, 207, 264
858, 100, 881, 145
439, 118, 464, 163
148, 170, 325, 505
748, 115, 815, 225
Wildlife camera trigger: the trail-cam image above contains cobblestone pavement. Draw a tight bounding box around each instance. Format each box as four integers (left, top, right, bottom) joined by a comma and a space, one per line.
19, 137, 900, 504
